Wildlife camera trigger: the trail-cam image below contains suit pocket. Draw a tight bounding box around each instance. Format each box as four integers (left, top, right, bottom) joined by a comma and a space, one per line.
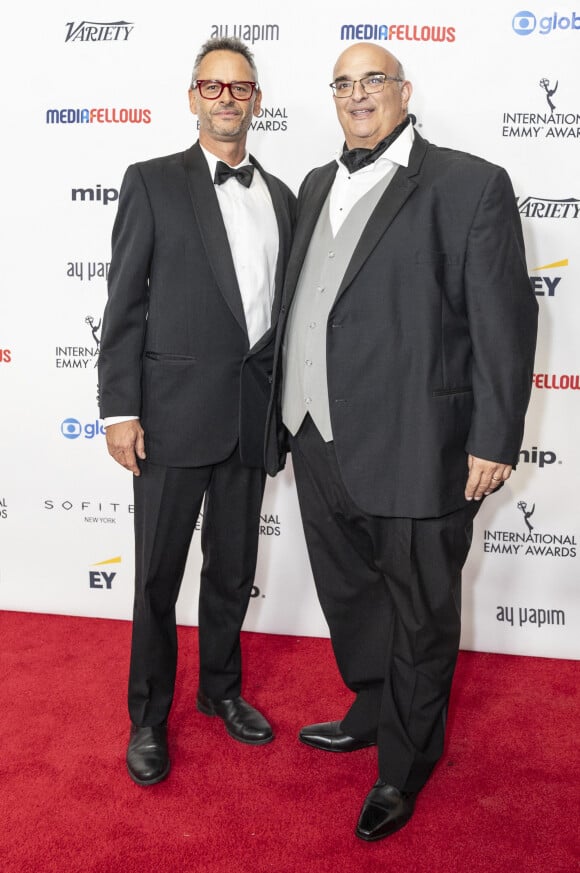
432, 386, 472, 397
144, 351, 197, 363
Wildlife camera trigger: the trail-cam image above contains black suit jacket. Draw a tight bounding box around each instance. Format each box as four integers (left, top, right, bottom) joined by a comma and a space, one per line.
266, 132, 538, 517
99, 142, 296, 468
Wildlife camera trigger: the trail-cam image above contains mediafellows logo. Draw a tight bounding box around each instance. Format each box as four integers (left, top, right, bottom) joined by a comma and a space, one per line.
512, 10, 580, 34
533, 372, 580, 389
65, 21, 134, 42
47, 108, 151, 125
340, 23, 456, 42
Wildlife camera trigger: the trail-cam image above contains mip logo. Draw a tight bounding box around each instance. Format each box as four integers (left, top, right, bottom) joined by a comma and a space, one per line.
60, 418, 105, 439
513, 10, 537, 34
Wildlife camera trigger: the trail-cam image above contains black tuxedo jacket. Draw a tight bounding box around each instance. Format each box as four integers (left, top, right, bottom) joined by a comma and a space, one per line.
99, 142, 296, 469
266, 132, 538, 517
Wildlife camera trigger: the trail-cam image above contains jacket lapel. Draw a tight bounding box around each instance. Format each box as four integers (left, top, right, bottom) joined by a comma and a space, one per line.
249, 156, 294, 348
283, 162, 337, 311
335, 133, 429, 302
183, 143, 248, 336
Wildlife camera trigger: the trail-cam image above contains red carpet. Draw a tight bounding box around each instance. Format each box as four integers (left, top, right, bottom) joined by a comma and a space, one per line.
0, 611, 577, 873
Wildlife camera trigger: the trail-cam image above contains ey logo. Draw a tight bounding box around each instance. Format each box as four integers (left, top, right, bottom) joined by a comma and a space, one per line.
530, 258, 568, 297
89, 556, 121, 589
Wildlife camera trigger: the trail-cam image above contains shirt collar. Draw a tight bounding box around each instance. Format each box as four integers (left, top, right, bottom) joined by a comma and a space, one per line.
334, 120, 415, 175
199, 143, 251, 179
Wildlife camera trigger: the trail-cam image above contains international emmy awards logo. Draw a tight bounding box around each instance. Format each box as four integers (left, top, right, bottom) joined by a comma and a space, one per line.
539, 78, 558, 111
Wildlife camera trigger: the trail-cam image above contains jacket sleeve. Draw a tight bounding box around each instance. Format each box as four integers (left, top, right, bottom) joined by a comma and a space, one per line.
463, 165, 538, 464
98, 164, 153, 418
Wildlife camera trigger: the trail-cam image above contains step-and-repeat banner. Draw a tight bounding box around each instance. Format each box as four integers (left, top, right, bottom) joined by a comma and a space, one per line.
1, 2, 578, 659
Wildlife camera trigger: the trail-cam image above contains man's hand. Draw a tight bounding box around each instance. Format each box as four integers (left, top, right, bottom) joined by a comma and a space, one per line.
105, 420, 146, 476
465, 454, 512, 502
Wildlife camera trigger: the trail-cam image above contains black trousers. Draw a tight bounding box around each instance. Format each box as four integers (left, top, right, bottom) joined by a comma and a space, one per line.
289, 415, 479, 793
128, 451, 266, 727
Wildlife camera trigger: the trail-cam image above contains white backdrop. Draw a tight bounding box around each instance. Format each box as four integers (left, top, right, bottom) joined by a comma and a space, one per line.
1, 2, 578, 659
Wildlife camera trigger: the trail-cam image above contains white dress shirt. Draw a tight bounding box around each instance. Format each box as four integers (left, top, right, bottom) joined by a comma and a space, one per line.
329, 120, 415, 236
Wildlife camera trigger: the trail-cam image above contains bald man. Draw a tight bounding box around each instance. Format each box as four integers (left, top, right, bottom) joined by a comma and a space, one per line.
266, 43, 537, 840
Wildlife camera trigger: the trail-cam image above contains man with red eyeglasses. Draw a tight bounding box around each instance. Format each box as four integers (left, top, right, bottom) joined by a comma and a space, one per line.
98, 37, 295, 786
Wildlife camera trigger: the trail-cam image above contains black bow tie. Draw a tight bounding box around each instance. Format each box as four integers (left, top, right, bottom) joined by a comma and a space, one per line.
340, 116, 412, 174
214, 160, 254, 188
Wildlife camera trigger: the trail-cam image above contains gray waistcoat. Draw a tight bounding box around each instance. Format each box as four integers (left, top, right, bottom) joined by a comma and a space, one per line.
282, 169, 396, 441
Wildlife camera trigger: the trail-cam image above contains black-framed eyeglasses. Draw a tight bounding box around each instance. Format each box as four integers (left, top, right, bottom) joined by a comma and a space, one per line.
193, 80, 258, 101
329, 74, 403, 98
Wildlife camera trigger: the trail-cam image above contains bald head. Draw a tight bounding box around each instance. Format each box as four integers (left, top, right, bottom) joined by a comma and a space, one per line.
333, 42, 404, 83
331, 42, 412, 149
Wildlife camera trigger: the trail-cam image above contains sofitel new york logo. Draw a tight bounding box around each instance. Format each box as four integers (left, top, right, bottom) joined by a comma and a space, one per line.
56, 316, 100, 369
502, 77, 580, 139
483, 501, 576, 557
44, 499, 133, 523
65, 21, 134, 42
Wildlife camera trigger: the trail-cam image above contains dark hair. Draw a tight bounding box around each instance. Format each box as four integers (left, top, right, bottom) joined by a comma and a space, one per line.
190, 37, 259, 88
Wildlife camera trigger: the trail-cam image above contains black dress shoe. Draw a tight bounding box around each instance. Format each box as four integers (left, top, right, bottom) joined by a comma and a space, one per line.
355, 780, 416, 841
126, 724, 170, 786
299, 720, 376, 752
196, 691, 273, 745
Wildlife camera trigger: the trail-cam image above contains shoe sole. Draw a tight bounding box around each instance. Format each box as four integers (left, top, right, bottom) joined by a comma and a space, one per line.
196, 700, 274, 745
299, 735, 376, 752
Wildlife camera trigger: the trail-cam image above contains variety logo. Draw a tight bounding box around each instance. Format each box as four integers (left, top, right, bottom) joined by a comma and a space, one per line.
65, 21, 134, 42
71, 185, 119, 206
47, 108, 151, 125
533, 373, 580, 389
512, 10, 580, 35
516, 196, 580, 218
210, 24, 279, 42
89, 556, 121, 589
60, 418, 105, 439
529, 258, 568, 297
340, 22, 455, 41
482, 501, 577, 557
0, 348, 11, 363
66, 261, 110, 282
502, 78, 580, 139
